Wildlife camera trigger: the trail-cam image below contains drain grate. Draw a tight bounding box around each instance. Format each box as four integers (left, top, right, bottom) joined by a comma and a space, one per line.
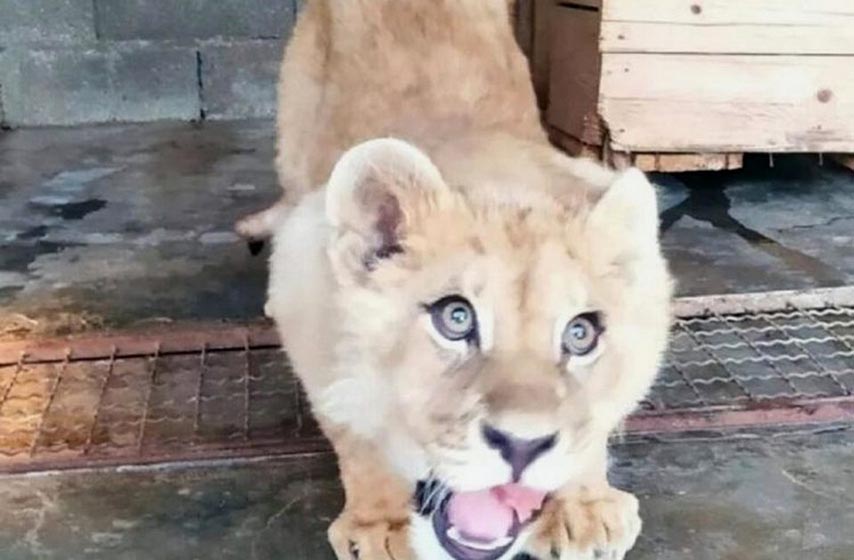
1, 289, 854, 473
0, 325, 326, 473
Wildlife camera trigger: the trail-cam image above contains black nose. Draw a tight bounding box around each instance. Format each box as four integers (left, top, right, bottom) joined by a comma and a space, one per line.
481, 424, 557, 481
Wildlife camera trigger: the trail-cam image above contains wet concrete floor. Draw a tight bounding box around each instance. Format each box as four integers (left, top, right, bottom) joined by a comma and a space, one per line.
1, 430, 852, 560
2, 121, 854, 559
0, 122, 275, 338
3, 121, 854, 337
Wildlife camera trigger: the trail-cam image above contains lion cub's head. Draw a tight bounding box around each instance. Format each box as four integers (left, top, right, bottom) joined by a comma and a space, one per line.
310, 138, 671, 558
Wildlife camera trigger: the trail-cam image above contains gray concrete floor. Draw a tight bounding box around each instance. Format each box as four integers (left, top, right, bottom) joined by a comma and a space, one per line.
1, 121, 275, 338
1, 430, 852, 560
3, 120, 854, 336
2, 121, 854, 559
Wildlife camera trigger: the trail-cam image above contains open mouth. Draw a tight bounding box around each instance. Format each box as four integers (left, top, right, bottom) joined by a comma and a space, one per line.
416, 480, 549, 560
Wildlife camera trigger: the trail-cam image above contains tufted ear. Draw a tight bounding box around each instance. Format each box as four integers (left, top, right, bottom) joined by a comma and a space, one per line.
587, 167, 661, 266
325, 137, 447, 272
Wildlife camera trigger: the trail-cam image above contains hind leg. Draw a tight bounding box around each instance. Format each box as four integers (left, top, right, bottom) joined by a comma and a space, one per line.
236, 1, 330, 246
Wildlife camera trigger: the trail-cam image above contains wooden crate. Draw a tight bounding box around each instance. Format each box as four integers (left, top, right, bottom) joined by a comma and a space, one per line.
540, 0, 854, 172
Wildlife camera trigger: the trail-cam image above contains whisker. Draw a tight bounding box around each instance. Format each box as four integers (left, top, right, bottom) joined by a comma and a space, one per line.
419, 475, 449, 515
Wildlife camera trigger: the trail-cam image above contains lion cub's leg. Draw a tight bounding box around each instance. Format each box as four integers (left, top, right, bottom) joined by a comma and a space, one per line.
326, 427, 416, 560
524, 483, 642, 560
521, 448, 641, 560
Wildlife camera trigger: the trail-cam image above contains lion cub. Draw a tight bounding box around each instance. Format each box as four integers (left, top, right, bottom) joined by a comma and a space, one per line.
256, 1, 673, 559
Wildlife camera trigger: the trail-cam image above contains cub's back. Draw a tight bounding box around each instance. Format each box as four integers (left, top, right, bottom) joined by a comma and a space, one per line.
274, 0, 545, 203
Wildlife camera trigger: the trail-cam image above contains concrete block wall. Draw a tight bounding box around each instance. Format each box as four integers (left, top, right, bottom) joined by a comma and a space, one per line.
0, 0, 299, 127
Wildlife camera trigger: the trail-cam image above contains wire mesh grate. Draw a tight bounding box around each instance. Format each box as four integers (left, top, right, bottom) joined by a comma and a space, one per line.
1, 296, 853, 473
641, 306, 854, 412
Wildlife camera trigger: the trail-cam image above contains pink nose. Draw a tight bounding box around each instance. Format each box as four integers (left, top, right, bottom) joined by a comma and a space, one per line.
481, 424, 557, 481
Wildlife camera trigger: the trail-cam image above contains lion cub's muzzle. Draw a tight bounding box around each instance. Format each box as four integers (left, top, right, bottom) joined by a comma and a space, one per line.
415, 477, 549, 560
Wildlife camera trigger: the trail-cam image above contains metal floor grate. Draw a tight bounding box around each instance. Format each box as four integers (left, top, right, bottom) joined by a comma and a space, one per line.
1, 289, 854, 473
0, 326, 326, 473
630, 302, 854, 433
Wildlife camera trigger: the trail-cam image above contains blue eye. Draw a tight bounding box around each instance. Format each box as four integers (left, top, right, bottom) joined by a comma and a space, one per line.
429, 296, 478, 342
562, 312, 603, 356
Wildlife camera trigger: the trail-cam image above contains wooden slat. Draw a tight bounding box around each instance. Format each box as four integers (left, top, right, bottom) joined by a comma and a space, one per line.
530, 0, 556, 109
599, 53, 854, 152
602, 0, 854, 26
632, 152, 743, 172
549, 127, 743, 172
547, 6, 604, 145
600, 0, 854, 55
601, 21, 854, 55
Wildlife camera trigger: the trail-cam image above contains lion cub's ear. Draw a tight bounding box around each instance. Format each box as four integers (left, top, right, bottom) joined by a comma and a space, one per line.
587, 167, 662, 269
325, 138, 447, 275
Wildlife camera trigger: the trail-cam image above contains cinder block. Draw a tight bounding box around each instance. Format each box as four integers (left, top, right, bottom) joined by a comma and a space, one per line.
96, 0, 296, 41
201, 41, 282, 120
0, 0, 95, 45
0, 45, 201, 126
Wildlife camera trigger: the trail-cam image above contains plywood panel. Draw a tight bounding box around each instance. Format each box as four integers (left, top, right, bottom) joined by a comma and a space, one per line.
547, 6, 603, 144
599, 54, 854, 152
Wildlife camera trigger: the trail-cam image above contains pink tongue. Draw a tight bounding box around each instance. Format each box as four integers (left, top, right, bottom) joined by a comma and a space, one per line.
446, 484, 548, 543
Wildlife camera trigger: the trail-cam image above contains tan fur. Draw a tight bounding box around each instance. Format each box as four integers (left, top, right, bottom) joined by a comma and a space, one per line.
324, 423, 413, 560
262, 2, 673, 559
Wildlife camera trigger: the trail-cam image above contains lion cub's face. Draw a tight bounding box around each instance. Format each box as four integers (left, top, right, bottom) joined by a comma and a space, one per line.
320, 138, 671, 517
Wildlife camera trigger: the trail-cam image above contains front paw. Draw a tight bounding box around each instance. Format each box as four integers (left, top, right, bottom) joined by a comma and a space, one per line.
328, 510, 415, 560
523, 487, 641, 560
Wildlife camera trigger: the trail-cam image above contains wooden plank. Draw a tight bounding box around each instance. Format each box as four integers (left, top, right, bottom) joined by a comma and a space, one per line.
602, 0, 854, 26
550, 127, 745, 172
513, 0, 535, 57
632, 152, 744, 172
599, 54, 854, 153
530, 0, 556, 109
601, 21, 854, 55
600, 0, 854, 54
547, 6, 604, 145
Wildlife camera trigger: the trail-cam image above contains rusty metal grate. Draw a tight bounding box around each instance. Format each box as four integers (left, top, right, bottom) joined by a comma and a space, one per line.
1, 289, 854, 474
0, 325, 326, 474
